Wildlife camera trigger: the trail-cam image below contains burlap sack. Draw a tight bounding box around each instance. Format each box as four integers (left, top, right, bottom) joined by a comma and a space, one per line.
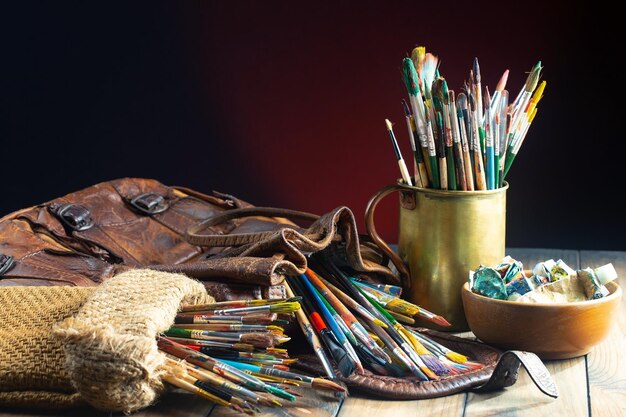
0, 269, 214, 412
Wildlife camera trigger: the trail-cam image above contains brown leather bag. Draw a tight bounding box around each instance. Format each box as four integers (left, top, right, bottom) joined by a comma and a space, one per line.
0, 177, 394, 290
0, 177, 557, 401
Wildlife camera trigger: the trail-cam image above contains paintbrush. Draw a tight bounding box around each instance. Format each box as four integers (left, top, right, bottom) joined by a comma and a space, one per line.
384, 119, 413, 186
351, 279, 451, 327
420, 52, 439, 101
299, 273, 363, 373
164, 328, 288, 348
361, 290, 438, 380
473, 58, 484, 126
165, 357, 260, 414
181, 302, 301, 316
175, 313, 281, 325
401, 99, 428, 187
161, 369, 249, 414
158, 337, 296, 402
433, 77, 456, 190
287, 276, 356, 378
456, 93, 475, 190
220, 359, 346, 393
449, 90, 467, 190
402, 58, 433, 185
386, 309, 415, 325
181, 297, 300, 312
324, 264, 427, 380
497, 90, 509, 187
165, 337, 256, 352
510, 61, 542, 118
317, 275, 388, 328
306, 268, 391, 364
170, 323, 284, 333
468, 94, 487, 190
283, 279, 336, 380
166, 356, 279, 407
503, 80, 545, 178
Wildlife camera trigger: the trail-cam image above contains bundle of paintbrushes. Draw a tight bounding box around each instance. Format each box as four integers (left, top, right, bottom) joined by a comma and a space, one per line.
158, 298, 345, 414
386, 46, 545, 190
286, 253, 484, 381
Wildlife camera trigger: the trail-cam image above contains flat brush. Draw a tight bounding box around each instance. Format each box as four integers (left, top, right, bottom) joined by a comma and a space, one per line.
164, 328, 287, 348
181, 297, 301, 312
170, 323, 284, 333
181, 302, 301, 316
175, 313, 279, 325
165, 337, 255, 352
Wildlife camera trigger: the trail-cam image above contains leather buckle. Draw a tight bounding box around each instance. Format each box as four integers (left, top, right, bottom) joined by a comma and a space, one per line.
51, 203, 95, 231
0, 254, 14, 275
129, 193, 168, 215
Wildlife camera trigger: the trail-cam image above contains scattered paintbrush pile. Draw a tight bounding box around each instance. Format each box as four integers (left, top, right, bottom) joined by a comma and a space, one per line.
158, 298, 345, 415
386, 45, 545, 190
285, 253, 483, 381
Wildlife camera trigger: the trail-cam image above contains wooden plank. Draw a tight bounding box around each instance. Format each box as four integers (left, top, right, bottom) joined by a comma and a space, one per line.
338, 394, 465, 417
0, 392, 213, 417
464, 248, 590, 417
580, 251, 626, 417
207, 385, 345, 417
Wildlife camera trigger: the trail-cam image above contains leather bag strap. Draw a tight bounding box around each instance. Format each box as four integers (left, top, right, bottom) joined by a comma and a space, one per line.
186, 207, 320, 247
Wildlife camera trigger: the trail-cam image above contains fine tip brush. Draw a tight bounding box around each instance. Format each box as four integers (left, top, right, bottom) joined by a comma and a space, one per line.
384, 118, 413, 186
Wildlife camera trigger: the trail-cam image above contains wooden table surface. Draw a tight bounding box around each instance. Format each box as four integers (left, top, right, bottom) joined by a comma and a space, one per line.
1, 249, 624, 417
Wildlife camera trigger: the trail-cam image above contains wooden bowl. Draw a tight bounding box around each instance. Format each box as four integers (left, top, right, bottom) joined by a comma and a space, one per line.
461, 280, 622, 359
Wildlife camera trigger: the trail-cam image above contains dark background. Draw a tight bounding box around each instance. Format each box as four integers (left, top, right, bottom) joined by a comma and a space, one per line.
1, 2, 623, 250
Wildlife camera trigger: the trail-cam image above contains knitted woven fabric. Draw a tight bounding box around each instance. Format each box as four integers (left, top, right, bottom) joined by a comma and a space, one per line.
0, 286, 93, 409
0, 269, 214, 412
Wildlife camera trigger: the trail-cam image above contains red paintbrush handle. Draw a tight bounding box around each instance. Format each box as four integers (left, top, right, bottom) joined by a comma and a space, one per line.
310, 311, 328, 333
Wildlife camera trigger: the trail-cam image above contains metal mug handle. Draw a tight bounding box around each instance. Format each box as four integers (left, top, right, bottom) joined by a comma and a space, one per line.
365, 183, 414, 290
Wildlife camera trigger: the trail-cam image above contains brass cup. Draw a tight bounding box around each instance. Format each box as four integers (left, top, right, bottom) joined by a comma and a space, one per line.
365, 182, 508, 331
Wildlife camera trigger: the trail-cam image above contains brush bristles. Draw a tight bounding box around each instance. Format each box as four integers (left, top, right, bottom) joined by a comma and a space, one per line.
312, 378, 347, 392
431, 315, 452, 327
240, 333, 275, 348
421, 355, 449, 376
386, 299, 419, 316
445, 351, 468, 364
270, 302, 301, 314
